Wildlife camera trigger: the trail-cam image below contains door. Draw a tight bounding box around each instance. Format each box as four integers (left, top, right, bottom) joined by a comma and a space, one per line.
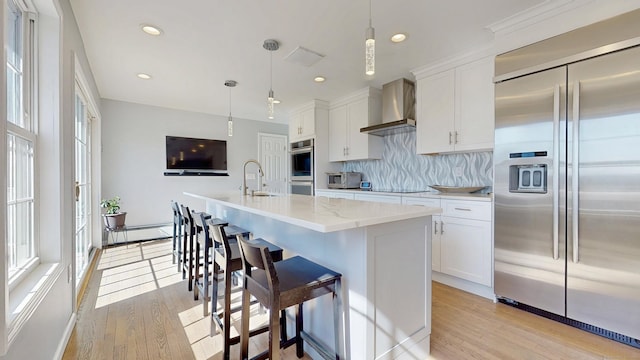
455, 56, 495, 151
416, 70, 455, 154
440, 216, 492, 286
494, 67, 567, 316
566, 45, 640, 339
75, 89, 93, 283
259, 133, 288, 194
328, 105, 347, 161
346, 97, 368, 160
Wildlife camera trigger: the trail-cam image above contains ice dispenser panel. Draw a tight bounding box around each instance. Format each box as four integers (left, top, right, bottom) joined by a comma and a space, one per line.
509, 164, 547, 193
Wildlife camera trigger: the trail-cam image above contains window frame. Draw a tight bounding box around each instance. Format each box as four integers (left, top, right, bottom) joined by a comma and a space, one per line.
6, 0, 39, 289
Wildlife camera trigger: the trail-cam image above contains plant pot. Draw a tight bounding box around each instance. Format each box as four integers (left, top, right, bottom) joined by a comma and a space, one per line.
104, 212, 127, 229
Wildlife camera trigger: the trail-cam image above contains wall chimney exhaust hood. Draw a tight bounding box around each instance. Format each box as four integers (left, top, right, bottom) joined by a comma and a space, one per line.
360, 78, 416, 136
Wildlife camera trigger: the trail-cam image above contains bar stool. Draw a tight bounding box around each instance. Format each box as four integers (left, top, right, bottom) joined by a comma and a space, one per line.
171, 201, 183, 265
192, 214, 251, 307
206, 218, 285, 360
237, 236, 343, 360
179, 204, 214, 291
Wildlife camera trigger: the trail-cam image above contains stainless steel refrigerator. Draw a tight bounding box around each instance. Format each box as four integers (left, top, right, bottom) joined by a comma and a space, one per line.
494, 40, 640, 346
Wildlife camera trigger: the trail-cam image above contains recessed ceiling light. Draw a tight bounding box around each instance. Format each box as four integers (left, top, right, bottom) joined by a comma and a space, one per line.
391, 33, 407, 43
141, 24, 162, 36
273, 99, 281, 104
314, 76, 326, 83
136, 73, 152, 80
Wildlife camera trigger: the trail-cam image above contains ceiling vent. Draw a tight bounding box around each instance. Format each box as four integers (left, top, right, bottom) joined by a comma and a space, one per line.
284, 46, 325, 67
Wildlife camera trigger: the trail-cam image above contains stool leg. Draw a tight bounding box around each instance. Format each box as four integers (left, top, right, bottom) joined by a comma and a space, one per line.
210, 260, 220, 337
280, 309, 287, 343
187, 229, 194, 291
182, 228, 188, 279
223, 266, 233, 360
194, 241, 200, 301
296, 303, 303, 358
202, 245, 210, 317
333, 278, 343, 360
270, 303, 281, 360
239, 286, 251, 360
172, 220, 177, 264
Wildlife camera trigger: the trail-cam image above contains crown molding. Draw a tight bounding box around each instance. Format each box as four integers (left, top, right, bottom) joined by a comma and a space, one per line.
411, 45, 494, 80
487, 0, 583, 36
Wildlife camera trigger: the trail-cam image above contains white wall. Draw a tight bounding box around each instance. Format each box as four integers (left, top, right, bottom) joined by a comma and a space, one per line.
100, 99, 288, 225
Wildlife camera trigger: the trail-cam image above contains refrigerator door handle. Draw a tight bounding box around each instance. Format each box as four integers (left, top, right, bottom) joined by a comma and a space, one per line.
572, 81, 580, 263
552, 85, 560, 260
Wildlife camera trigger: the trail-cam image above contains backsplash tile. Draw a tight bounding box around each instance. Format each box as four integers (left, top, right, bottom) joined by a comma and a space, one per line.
342, 132, 493, 192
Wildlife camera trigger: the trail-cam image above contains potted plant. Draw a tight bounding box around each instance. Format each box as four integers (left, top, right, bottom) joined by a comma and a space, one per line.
101, 196, 127, 229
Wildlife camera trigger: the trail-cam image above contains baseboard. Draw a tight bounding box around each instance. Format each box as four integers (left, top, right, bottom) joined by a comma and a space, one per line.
375, 328, 430, 360
54, 312, 77, 360
76, 248, 101, 306
432, 271, 496, 300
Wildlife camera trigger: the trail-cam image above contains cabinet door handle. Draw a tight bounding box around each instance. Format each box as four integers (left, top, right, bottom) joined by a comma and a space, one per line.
440, 221, 445, 234
454, 207, 472, 211
346, 147, 349, 156
448, 131, 452, 145
454, 131, 459, 144
434, 220, 438, 234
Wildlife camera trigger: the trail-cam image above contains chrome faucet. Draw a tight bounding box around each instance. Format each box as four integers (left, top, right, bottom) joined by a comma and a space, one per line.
242, 159, 264, 196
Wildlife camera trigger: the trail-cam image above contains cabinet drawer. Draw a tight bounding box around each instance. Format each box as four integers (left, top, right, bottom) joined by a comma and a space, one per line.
354, 193, 401, 204
401, 197, 441, 208
442, 199, 491, 221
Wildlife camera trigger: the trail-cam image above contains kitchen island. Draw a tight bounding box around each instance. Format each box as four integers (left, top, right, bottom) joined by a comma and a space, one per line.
185, 192, 440, 360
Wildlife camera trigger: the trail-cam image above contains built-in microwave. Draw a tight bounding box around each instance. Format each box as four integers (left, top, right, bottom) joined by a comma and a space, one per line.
327, 172, 362, 189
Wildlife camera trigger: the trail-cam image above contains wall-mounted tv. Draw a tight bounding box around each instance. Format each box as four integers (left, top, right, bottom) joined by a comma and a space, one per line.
165, 136, 227, 171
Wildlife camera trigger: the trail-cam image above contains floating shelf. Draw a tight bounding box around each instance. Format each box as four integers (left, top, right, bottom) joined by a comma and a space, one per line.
164, 171, 229, 176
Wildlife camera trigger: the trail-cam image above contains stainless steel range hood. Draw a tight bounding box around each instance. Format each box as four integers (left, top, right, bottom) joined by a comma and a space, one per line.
360, 78, 416, 136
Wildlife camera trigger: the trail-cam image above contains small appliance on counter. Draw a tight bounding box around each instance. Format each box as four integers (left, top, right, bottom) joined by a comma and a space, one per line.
327, 172, 362, 189
360, 181, 372, 191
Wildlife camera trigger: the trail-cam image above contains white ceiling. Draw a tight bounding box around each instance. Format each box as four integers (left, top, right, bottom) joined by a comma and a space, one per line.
69, 0, 546, 124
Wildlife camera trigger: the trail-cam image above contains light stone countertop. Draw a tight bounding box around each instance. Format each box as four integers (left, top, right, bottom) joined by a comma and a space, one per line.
315, 188, 493, 202
185, 192, 441, 233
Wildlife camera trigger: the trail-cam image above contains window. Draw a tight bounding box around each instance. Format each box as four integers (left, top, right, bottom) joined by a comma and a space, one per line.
6, 0, 37, 284
75, 87, 93, 283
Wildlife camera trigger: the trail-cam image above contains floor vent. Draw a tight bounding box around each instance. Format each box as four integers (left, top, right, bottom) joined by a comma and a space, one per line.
497, 298, 640, 350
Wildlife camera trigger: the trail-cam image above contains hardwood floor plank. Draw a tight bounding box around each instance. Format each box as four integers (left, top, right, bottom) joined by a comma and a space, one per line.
64, 240, 640, 360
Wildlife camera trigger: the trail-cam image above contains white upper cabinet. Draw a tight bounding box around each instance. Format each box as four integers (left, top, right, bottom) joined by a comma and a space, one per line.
290, 100, 327, 142
416, 56, 495, 154
329, 87, 383, 162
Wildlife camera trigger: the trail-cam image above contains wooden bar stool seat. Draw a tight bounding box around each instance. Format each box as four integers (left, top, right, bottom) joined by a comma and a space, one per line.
237, 237, 343, 360
204, 216, 284, 360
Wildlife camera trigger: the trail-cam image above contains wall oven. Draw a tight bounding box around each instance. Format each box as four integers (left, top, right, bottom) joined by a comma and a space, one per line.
290, 139, 314, 195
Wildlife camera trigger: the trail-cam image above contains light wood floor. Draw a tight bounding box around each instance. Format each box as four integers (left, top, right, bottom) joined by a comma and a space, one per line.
63, 239, 640, 360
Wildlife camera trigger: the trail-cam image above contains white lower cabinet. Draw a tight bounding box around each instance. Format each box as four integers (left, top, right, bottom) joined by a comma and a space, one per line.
315, 189, 355, 200
440, 215, 492, 287
402, 197, 442, 271
353, 193, 402, 204
403, 196, 492, 288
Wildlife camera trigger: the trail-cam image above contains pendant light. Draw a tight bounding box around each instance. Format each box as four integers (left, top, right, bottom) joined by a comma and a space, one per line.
225, 80, 237, 137
263, 39, 279, 119
365, 0, 375, 76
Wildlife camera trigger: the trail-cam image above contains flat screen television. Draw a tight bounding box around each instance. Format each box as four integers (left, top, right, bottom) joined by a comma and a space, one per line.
165, 136, 227, 171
